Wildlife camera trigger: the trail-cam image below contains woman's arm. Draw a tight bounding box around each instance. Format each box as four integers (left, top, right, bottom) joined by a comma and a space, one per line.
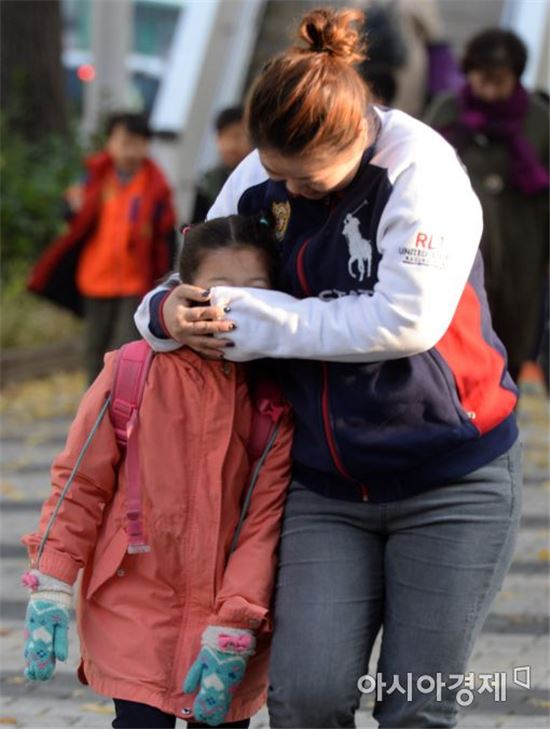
136, 141, 482, 363
134, 275, 184, 352
21, 355, 120, 584
210, 152, 482, 363
134, 150, 268, 356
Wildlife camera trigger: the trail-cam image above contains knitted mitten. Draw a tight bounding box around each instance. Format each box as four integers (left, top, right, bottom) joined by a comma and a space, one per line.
183, 626, 256, 726
22, 569, 72, 681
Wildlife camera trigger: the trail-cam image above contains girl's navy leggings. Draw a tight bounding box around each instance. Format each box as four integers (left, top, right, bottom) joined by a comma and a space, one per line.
112, 699, 251, 729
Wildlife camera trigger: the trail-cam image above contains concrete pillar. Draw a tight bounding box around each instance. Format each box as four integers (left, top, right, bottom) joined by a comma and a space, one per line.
150, 0, 265, 220
501, 0, 549, 91
82, 0, 134, 138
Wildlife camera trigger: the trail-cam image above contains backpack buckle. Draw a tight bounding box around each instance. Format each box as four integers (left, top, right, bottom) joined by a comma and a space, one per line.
127, 542, 151, 554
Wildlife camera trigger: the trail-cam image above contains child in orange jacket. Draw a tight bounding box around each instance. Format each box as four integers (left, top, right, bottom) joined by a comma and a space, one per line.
21, 214, 293, 729
28, 113, 176, 384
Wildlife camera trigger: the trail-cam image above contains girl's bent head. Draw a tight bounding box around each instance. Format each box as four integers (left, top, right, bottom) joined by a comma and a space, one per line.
178, 215, 278, 290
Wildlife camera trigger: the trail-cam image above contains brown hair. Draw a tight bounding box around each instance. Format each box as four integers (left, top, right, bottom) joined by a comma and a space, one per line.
246, 7, 369, 157
178, 214, 279, 284
462, 28, 527, 78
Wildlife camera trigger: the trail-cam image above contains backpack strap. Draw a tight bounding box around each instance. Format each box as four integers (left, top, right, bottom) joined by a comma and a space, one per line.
246, 380, 286, 461
110, 340, 154, 554
34, 395, 111, 570
229, 380, 286, 555
110, 351, 284, 558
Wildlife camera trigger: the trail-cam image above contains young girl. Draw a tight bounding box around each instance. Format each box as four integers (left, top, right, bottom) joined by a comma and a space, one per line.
21, 214, 293, 729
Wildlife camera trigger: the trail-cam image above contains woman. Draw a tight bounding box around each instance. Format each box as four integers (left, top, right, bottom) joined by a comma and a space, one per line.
425, 28, 549, 383
136, 9, 521, 728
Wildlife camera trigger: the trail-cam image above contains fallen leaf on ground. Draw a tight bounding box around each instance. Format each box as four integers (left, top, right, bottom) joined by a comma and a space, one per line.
80, 703, 115, 714
529, 698, 550, 709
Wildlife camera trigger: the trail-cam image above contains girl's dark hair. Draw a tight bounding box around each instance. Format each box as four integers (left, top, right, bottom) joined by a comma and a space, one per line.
462, 28, 528, 78
178, 214, 279, 284
245, 7, 369, 156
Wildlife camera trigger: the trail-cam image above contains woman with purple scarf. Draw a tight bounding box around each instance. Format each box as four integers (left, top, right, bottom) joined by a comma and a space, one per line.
425, 28, 549, 383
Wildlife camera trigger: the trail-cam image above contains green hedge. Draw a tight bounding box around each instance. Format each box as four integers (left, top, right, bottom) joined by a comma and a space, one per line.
0, 117, 83, 282
1, 264, 83, 348
1, 119, 86, 347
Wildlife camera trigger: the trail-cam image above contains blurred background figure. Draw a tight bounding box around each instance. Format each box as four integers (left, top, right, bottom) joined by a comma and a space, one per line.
425, 28, 549, 384
357, 0, 463, 114
356, 1, 406, 106
191, 106, 252, 223
27, 112, 176, 382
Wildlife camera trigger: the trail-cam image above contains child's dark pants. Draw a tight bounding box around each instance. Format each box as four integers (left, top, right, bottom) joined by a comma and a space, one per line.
112, 699, 251, 729
84, 296, 141, 383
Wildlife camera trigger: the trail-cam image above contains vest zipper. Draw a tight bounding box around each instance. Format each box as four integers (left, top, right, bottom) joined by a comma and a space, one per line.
296, 239, 369, 502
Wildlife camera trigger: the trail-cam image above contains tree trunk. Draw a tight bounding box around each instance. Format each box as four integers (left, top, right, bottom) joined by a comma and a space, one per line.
1, 0, 67, 140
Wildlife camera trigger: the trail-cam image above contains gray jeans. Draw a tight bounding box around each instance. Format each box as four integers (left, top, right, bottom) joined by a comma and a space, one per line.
268, 440, 522, 728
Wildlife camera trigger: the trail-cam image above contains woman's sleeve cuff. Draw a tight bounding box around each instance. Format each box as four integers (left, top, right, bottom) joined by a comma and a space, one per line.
149, 290, 172, 339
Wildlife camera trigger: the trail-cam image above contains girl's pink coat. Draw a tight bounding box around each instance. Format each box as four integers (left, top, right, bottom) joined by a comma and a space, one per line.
22, 349, 293, 720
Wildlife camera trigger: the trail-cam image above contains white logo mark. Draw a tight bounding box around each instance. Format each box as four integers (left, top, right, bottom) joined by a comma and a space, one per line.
342, 205, 372, 282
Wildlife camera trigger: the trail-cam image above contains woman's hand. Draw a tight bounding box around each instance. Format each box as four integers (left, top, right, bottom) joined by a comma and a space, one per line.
162, 284, 236, 359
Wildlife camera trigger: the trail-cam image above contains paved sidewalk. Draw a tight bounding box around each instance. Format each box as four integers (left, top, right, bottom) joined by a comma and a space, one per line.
1, 372, 548, 728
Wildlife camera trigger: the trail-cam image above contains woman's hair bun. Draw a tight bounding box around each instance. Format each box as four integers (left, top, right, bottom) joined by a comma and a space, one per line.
298, 7, 367, 65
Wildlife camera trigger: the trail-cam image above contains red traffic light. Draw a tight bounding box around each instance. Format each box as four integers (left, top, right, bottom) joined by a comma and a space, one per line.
77, 64, 96, 83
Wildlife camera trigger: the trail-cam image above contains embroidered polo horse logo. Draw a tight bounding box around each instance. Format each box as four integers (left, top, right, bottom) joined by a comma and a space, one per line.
342, 204, 372, 282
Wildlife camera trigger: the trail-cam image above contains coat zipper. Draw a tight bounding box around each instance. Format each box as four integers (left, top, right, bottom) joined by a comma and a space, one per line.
296, 239, 370, 502
296, 239, 312, 296
321, 364, 369, 501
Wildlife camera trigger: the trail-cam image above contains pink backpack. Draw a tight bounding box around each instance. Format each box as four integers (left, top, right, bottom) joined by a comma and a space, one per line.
109, 340, 286, 555
35, 340, 286, 568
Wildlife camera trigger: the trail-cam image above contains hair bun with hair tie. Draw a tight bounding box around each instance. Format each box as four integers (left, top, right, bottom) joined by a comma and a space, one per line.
306, 22, 326, 53
298, 8, 366, 65
246, 6, 369, 157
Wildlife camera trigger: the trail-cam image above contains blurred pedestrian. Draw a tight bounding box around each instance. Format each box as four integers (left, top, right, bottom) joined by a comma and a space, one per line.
27, 112, 176, 382
191, 107, 252, 222
357, 1, 406, 105
425, 29, 549, 382
357, 0, 462, 116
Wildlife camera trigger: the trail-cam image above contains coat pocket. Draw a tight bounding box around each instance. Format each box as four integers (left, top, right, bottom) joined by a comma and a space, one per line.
85, 527, 128, 599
